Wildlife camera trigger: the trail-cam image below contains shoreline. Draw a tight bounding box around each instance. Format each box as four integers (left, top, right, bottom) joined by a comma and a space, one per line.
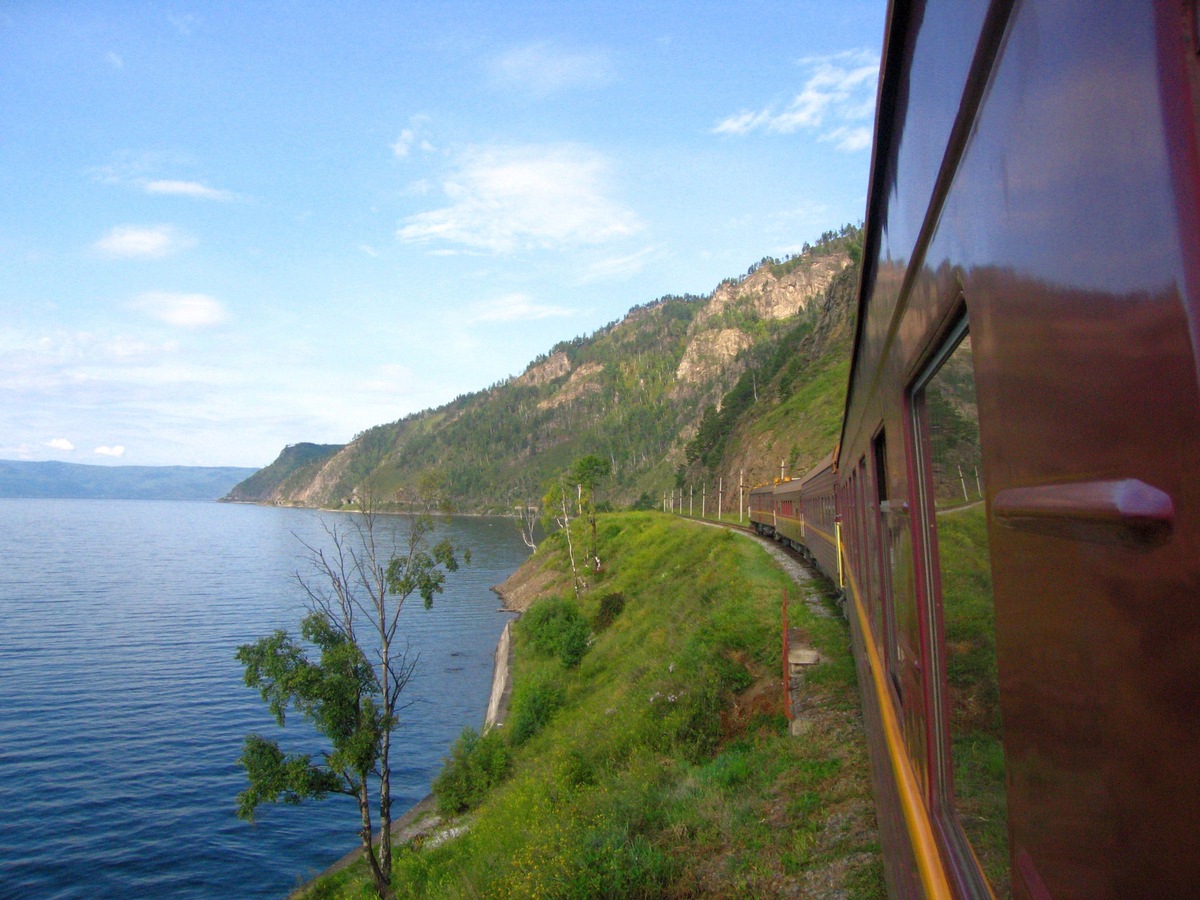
218, 497, 519, 520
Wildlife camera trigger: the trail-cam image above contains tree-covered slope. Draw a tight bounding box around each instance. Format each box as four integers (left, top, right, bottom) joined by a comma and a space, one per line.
682, 255, 859, 496
228, 226, 862, 512
223, 442, 343, 503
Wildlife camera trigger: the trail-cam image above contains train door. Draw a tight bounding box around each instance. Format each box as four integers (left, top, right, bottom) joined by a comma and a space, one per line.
910, 315, 1009, 897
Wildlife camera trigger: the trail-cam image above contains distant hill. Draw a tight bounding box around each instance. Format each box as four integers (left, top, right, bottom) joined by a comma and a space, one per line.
228, 226, 861, 512
0, 460, 259, 500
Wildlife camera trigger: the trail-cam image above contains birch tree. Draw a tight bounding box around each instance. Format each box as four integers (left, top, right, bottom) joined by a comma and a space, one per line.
235, 494, 468, 900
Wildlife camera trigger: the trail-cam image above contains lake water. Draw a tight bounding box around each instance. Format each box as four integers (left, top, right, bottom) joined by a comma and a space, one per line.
0, 499, 528, 899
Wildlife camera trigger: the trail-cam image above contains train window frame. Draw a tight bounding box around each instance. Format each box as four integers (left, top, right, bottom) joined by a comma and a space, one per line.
909, 313, 1008, 897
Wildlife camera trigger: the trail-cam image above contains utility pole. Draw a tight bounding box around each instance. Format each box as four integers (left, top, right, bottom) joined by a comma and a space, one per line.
739, 468, 745, 523
690, 484, 694, 517
702, 483, 707, 519
718, 477, 724, 521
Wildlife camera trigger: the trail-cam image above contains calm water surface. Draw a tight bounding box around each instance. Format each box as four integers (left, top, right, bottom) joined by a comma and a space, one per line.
0, 499, 528, 899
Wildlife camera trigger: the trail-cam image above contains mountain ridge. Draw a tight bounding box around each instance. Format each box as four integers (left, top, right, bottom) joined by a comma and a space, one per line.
229, 225, 862, 512
0, 460, 258, 501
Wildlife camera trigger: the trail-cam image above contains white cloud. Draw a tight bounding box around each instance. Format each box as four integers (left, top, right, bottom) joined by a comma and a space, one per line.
489, 42, 614, 96
143, 179, 236, 201
129, 292, 228, 328
470, 293, 573, 323
398, 144, 641, 253
713, 49, 879, 151
106, 52, 124, 70
93, 224, 195, 259
46, 438, 75, 451
94, 445, 126, 458
392, 129, 416, 159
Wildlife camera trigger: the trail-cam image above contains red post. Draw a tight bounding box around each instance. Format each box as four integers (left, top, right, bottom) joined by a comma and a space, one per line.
781, 588, 791, 721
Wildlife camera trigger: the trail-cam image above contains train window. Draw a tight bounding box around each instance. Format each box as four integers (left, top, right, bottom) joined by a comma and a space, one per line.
912, 320, 1009, 896
872, 429, 901, 695
859, 457, 883, 638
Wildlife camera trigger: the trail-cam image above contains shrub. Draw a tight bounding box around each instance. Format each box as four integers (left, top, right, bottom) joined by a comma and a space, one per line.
508, 674, 566, 746
592, 591, 626, 631
433, 726, 512, 815
669, 676, 723, 763
521, 596, 591, 669
557, 614, 590, 668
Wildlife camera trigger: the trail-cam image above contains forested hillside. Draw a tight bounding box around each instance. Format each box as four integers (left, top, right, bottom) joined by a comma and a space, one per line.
226, 226, 861, 512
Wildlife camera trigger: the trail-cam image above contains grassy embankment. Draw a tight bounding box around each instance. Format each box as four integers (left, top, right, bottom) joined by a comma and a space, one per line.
299, 512, 883, 898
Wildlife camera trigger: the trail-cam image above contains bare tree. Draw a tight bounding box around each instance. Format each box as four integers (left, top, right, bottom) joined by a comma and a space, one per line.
514, 500, 539, 551
543, 474, 582, 596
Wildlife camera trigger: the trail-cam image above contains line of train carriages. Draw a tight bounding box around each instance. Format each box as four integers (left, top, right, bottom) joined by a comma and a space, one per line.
745, 1, 1200, 897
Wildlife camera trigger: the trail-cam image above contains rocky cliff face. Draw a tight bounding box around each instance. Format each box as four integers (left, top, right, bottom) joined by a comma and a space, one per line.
538, 362, 604, 411
675, 328, 754, 386
670, 250, 850, 408
517, 351, 572, 387
696, 254, 848, 328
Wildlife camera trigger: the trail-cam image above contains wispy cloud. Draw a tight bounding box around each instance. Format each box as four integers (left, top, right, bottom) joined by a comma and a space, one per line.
94, 445, 126, 458
93, 224, 195, 259
398, 144, 641, 253
129, 292, 228, 328
470, 293, 573, 323
819, 125, 873, 152
489, 42, 614, 96
143, 179, 236, 201
391, 114, 434, 160
359, 363, 414, 395
713, 49, 879, 151
46, 438, 75, 451
169, 14, 199, 36
106, 52, 124, 70
581, 246, 658, 283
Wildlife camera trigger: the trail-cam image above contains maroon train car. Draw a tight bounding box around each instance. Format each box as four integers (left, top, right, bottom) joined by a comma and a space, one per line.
794, 455, 839, 581
748, 481, 777, 536
829, 0, 1200, 897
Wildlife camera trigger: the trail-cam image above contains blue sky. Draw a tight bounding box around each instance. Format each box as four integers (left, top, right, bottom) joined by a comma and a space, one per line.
1, 1, 885, 467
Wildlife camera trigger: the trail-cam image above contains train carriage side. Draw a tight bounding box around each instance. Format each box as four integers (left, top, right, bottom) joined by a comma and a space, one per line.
795, 454, 840, 583
841, 1, 1200, 897
748, 482, 776, 536
772, 478, 804, 550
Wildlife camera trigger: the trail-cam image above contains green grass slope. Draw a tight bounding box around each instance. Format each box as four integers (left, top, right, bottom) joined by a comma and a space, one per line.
297, 513, 883, 898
